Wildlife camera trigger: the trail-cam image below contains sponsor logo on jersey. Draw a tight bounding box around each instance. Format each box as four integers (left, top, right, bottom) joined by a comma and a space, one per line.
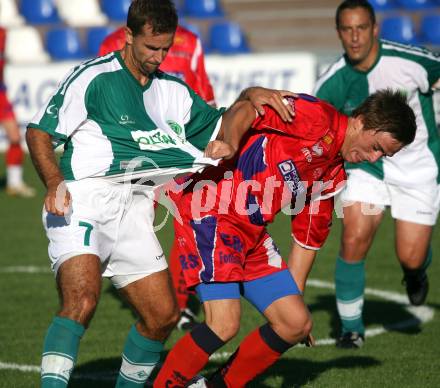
323, 134, 333, 145
220, 233, 243, 252
167, 120, 183, 136
131, 129, 179, 151
46, 104, 58, 118
301, 147, 312, 163
277, 159, 305, 195
119, 114, 136, 125
311, 142, 324, 157
219, 251, 241, 264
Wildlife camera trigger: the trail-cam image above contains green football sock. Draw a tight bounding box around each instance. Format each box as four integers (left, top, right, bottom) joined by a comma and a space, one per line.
335, 256, 365, 335
41, 316, 85, 387
116, 324, 164, 387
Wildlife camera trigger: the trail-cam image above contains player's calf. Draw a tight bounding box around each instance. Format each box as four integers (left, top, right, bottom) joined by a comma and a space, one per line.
209, 323, 295, 387
401, 246, 432, 306
153, 322, 226, 387
41, 317, 85, 387
402, 268, 429, 306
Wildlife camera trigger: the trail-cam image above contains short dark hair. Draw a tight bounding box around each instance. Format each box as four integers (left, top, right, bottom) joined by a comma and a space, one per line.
352, 89, 416, 146
336, 0, 376, 28
127, 0, 178, 36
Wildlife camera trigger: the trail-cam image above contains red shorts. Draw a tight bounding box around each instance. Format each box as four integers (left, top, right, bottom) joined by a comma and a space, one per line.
172, 194, 287, 289
0, 91, 15, 121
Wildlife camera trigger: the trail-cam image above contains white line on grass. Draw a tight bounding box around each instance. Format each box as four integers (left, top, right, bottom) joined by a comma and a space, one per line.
0, 277, 434, 378
0, 362, 40, 372
0, 266, 50, 274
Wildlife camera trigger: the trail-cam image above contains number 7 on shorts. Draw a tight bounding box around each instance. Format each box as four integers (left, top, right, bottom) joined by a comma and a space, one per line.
79, 221, 93, 246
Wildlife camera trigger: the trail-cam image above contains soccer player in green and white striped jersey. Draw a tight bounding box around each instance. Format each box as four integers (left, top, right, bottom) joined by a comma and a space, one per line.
25, 1, 295, 387
313, 0, 440, 349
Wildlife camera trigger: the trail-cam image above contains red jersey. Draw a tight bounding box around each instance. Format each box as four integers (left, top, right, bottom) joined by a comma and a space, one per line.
175, 95, 347, 239
238, 95, 347, 221
168, 95, 348, 287
98, 26, 215, 104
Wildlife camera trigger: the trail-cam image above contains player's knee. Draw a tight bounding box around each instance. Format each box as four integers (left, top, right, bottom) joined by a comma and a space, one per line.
164, 306, 181, 330
343, 229, 363, 247
398, 254, 425, 270
216, 321, 240, 341
60, 293, 99, 325
397, 245, 428, 268
341, 230, 371, 260
279, 309, 313, 344
142, 305, 180, 338
207, 316, 240, 342
294, 311, 312, 335
301, 315, 313, 338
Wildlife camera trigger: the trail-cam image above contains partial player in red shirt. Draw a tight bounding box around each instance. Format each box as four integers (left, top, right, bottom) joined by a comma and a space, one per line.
0, 27, 35, 197
99, 25, 215, 105
154, 90, 416, 387
100, 24, 216, 330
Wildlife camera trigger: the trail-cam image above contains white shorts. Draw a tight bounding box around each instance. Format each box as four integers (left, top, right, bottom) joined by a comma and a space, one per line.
339, 169, 440, 226
43, 178, 168, 288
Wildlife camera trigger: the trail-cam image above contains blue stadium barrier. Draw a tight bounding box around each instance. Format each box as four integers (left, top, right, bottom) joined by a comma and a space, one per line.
396, 0, 437, 9
181, 21, 204, 40
102, 0, 131, 22
183, 0, 224, 18
20, 0, 60, 24
46, 27, 85, 60
369, 0, 399, 11
209, 21, 250, 54
87, 26, 115, 57
179, 20, 212, 53
420, 14, 440, 45
380, 15, 419, 44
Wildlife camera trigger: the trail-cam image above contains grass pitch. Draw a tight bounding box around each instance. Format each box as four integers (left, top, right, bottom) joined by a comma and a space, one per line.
0, 156, 439, 387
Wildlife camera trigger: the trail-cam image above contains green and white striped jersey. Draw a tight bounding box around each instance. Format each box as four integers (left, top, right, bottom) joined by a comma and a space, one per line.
314, 39, 440, 187
28, 51, 224, 182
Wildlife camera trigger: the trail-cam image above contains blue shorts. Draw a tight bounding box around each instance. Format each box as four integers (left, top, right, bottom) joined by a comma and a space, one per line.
195, 269, 301, 313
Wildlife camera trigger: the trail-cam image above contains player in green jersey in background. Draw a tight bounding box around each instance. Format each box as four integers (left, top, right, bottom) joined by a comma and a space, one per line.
313, 0, 440, 348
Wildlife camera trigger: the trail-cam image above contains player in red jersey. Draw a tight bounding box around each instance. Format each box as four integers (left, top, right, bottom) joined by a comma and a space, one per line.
100, 24, 216, 330
0, 27, 35, 197
153, 90, 416, 387
99, 25, 215, 105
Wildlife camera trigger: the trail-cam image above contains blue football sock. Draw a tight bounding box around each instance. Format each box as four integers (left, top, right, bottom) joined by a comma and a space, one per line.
335, 256, 365, 335
116, 325, 164, 387
41, 316, 85, 387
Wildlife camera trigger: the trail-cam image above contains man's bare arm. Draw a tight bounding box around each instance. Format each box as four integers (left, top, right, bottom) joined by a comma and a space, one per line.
237, 86, 295, 122
26, 128, 71, 215
205, 100, 256, 160
288, 240, 317, 293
